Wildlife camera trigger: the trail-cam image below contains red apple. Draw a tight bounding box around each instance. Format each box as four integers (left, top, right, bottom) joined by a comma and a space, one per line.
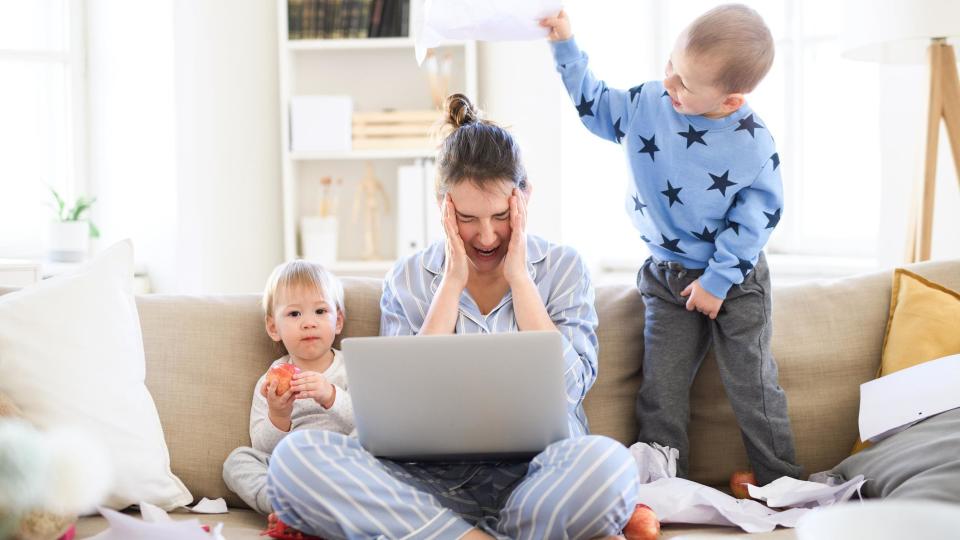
729, 470, 756, 499
623, 503, 660, 540
266, 363, 301, 396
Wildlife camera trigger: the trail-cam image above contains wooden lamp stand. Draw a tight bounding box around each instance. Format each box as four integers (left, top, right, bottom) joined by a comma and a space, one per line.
907, 38, 960, 262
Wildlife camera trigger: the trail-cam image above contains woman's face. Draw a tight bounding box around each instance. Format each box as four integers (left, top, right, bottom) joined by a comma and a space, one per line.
447, 179, 516, 275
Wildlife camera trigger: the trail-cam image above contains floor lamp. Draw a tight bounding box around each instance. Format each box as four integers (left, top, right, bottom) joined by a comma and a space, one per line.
843, 0, 960, 262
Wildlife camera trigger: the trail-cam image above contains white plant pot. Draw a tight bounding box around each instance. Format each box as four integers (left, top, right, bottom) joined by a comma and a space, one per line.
48, 221, 90, 262
300, 216, 338, 265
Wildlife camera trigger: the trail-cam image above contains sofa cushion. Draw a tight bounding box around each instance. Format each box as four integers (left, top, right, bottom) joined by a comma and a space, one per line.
880, 268, 960, 376
137, 277, 382, 507
0, 241, 191, 510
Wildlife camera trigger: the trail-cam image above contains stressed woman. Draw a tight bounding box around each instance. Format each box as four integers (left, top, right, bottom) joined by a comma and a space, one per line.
266, 94, 639, 540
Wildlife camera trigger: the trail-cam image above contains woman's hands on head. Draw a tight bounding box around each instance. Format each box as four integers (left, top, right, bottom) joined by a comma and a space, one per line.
441, 194, 470, 292
503, 188, 530, 287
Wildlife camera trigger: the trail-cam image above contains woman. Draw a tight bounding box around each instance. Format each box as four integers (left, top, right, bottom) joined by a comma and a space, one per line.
267, 94, 639, 539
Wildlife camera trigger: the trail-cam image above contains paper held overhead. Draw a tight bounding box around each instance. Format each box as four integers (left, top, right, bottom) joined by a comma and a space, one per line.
415, 0, 562, 64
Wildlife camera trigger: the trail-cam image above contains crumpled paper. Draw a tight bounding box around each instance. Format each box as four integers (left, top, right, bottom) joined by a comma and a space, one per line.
86, 499, 227, 540
415, 0, 562, 64
629, 442, 865, 533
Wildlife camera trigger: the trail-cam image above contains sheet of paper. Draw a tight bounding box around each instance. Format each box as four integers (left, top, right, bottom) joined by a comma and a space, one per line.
416, 0, 562, 64
859, 354, 960, 442
635, 477, 810, 533
189, 497, 229, 514
85, 507, 216, 540
747, 475, 865, 508
629, 441, 678, 483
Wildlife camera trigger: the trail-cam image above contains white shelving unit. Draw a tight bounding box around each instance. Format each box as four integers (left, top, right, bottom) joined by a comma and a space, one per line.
276, 0, 478, 277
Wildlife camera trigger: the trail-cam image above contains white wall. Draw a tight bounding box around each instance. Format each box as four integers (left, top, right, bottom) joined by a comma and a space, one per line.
87, 0, 179, 290
477, 41, 564, 242
88, 0, 283, 294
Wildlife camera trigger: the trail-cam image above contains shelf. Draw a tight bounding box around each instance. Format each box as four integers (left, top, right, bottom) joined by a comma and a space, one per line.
286, 37, 469, 52
291, 148, 436, 160
287, 37, 415, 51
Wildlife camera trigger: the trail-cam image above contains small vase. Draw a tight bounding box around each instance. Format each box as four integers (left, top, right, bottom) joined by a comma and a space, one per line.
47, 221, 90, 262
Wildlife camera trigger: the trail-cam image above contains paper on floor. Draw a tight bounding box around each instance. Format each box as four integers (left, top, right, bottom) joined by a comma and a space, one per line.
85, 502, 225, 540
859, 353, 960, 442
629, 442, 864, 532
635, 477, 810, 533
189, 497, 229, 514
747, 475, 865, 508
415, 0, 562, 64
629, 441, 679, 483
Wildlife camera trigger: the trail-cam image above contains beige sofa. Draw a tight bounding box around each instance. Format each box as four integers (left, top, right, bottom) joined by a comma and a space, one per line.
68, 258, 959, 539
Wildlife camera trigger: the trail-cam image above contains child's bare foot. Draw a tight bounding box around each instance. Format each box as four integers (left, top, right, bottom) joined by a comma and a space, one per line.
729, 470, 757, 499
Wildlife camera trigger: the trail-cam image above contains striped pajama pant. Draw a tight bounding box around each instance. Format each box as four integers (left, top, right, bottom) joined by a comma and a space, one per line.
266, 431, 639, 539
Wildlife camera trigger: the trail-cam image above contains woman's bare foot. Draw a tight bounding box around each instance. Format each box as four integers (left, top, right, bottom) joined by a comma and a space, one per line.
461, 528, 495, 540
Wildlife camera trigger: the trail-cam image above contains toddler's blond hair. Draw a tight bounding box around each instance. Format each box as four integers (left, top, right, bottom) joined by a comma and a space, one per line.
262, 260, 345, 319
683, 4, 774, 94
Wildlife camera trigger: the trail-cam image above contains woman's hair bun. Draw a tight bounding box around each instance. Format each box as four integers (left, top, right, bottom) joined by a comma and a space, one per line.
445, 93, 478, 129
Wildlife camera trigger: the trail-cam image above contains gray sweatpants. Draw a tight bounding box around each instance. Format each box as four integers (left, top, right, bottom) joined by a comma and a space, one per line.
635, 254, 802, 485
223, 446, 274, 515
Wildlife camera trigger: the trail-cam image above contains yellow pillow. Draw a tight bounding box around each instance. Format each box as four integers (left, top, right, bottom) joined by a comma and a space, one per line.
852, 268, 960, 453
880, 268, 960, 375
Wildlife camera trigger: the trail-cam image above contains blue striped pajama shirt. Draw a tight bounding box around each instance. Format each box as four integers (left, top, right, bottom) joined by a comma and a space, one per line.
267, 235, 639, 539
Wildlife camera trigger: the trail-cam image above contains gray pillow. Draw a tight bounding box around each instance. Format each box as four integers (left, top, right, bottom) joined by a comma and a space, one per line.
831, 408, 960, 503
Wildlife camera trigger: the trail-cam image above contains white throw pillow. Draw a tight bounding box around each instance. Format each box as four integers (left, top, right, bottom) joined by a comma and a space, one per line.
0, 240, 192, 510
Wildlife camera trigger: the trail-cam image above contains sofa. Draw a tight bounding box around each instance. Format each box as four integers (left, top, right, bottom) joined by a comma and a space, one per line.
63, 258, 959, 539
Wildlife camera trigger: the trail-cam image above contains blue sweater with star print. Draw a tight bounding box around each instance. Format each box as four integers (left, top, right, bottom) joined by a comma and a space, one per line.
552, 38, 783, 299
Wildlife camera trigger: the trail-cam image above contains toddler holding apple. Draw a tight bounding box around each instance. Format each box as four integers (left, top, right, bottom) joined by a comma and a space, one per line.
223, 260, 354, 515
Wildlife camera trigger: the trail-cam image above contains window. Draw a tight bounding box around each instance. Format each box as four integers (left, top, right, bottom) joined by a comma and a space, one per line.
0, 0, 86, 258
560, 0, 881, 273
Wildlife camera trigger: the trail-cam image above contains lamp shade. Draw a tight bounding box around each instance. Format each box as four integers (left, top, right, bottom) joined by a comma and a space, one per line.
842, 0, 960, 63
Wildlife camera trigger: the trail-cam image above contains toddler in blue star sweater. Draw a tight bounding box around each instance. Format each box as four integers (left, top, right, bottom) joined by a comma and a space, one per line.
542, 4, 802, 485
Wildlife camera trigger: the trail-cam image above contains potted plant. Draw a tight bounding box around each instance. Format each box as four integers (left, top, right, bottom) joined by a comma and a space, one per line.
47, 187, 100, 262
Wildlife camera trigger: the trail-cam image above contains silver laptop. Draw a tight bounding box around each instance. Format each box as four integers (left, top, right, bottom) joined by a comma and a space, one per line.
341, 331, 570, 461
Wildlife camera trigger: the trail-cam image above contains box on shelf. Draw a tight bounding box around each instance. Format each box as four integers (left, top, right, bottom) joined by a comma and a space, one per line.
291, 96, 353, 152
352, 110, 441, 150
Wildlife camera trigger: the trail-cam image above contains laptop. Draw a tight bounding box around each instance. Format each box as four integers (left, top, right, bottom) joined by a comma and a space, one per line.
341, 331, 570, 461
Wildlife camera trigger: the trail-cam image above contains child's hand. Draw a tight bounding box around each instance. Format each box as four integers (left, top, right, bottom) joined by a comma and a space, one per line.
680, 279, 724, 319
261, 379, 295, 430
291, 371, 336, 409
539, 10, 572, 42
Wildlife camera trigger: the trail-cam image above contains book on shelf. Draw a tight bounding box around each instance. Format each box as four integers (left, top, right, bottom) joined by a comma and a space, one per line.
288, 0, 408, 40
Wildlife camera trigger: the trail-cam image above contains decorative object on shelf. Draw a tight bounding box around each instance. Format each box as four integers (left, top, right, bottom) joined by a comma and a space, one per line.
301, 176, 342, 265
423, 49, 452, 109
353, 162, 390, 260
290, 95, 353, 153
352, 110, 441, 150
47, 187, 99, 263
842, 0, 960, 262
317, 175, 343, 218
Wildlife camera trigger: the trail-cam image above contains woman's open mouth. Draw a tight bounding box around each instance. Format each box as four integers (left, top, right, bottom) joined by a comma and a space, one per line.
474, 245, 500, 259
